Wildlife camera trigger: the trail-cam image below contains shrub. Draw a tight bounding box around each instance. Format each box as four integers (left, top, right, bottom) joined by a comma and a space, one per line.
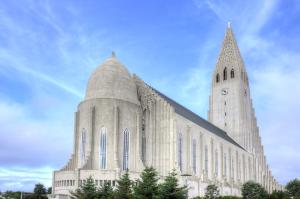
241, 181, 268, 199
205, 184, 220, 199
285, 178, 300, 198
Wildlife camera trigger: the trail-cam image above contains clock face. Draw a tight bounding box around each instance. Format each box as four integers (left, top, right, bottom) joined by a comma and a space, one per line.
221, 88, 228, 95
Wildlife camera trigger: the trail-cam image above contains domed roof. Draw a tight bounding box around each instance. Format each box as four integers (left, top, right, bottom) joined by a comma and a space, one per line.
85, 53, 140, 105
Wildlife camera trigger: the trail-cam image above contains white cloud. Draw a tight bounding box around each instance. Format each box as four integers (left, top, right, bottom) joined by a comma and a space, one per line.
190, 0, 300, 184
0, 96, 73, 168
0, 167, 53, 191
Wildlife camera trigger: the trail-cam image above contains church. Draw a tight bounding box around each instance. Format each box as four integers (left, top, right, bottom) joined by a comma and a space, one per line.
50, 25, 282, 198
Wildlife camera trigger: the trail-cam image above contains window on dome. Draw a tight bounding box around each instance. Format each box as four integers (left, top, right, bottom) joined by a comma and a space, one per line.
81, 129, 87, 167
123, 129, 129, 171
99, 127, 107, 169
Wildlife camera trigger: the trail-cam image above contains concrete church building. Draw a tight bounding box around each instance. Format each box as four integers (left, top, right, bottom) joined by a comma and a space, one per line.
51, 25, 282, 198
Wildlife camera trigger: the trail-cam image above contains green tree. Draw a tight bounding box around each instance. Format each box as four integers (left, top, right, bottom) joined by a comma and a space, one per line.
70, 177, 97, 199
97, 182, 114, 199
114, 172, 133, 199
2, 191, 21, 199
47, 187, 52, 194
157, 170, 188, 199
32, 183, 47, 199
241, 181, 268, 199
205, 184, 220, 199
133, 167, 159, 199
285, 179, 300, 198
269, 190, 289, 199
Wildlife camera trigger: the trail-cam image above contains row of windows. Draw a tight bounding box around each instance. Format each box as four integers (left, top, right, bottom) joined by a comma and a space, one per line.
177, 135, 252, 180
55, 179, 116, 187
216, 68, 235, 83
80, 128, 130, 171
55, 180, 75, 187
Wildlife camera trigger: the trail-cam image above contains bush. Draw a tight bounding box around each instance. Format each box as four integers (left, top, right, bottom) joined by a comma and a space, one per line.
285, 178, 300, 198
241, 181, 268, 199
205, 184, 220, 199
268, 190, 289, 199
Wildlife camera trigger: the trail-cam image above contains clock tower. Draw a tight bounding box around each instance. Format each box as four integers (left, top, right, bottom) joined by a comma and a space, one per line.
208, 23, 257, 153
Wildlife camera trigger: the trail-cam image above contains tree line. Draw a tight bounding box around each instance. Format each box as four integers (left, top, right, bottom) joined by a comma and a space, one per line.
70, 167, 300, 199
1, 167, 299, 199
70, 167, 188, 199
0, 183, 51, 199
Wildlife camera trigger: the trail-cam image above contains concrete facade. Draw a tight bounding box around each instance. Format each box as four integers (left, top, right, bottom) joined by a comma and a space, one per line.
50, 26, 282, 198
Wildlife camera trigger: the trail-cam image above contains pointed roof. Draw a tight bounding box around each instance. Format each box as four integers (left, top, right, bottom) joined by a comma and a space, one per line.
215, 24, 245, 72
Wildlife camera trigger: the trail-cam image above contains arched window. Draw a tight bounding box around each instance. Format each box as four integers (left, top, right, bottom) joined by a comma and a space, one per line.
204, 145, 208, 173
238, 159, 241, 180
248, 157, 251, 180
192, 139, 197, 173
123, 129, 129, 170
99, 127, 107, 169
223, 67, 227, 80
216, 73, 220, 83
178, 133, 183, 171
215, 150, 218, 176
232, 157, 235, 179
231, 69, 234, 78
81, 129, 87, 166
224, 153, 227, 176
142, 110, 146, 163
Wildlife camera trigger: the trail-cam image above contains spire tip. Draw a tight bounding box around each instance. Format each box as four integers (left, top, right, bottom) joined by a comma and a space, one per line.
227, 21, 231, 28
111, 51, 116, 58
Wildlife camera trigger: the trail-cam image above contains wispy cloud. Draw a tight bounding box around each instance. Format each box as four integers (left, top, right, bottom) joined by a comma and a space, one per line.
190, 0, 300, 185
0, 0, 299, 191
0, 167, 53, 191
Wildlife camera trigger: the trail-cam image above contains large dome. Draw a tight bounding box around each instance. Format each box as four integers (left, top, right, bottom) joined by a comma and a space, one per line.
85, 53, 140, 105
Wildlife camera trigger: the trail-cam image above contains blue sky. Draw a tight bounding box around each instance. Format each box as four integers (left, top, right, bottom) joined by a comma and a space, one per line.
0, 0, 299, 192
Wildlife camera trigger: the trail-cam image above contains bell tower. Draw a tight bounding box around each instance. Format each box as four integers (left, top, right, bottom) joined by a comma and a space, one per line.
208, 23, 256, 152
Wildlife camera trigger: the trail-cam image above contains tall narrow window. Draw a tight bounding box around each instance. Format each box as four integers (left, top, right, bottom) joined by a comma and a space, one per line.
231, 69, 234, 78
123, 129, 129, 171
248, 157, 251, 180
178, 133, 183, 171
204, 145, 208, 173
238, 159, 241, 180
192, 139, 197, 173
142, 111, 146, 163
224, 153, 227, 176
99, 127, 107, 169
229, 155, 232, 178
215, 150, 218, 176
223, 67, 227, 80
232, 157, 235, 179
216, 73, 220, 83
81, 129, 86, 166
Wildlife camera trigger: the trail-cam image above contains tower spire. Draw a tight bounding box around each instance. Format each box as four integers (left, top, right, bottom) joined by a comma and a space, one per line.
227, 21, 231, 28
214, 24, 245, 73
111, 51, 116, 58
